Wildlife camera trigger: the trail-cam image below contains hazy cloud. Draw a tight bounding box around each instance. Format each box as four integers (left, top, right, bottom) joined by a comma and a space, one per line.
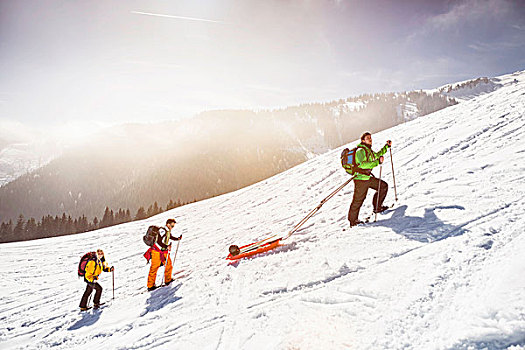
1, 0, 524, 130
428, 0, 512, 30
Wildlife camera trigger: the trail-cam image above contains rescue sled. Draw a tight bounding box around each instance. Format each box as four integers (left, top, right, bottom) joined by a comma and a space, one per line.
226, 235, 282, 261
227, 176, 358, 261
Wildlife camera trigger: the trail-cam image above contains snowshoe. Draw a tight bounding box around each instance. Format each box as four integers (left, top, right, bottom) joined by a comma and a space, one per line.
373, 205, 390, 213
93, 303, 105, 309
349, 220, 366, 227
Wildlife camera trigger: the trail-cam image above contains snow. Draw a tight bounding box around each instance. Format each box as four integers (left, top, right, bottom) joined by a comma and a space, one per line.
430, 76, 508, 101
0, 121, 107, 186
397, 101, 419, 122
1, 71, 525, 349
0, 144, 50, 186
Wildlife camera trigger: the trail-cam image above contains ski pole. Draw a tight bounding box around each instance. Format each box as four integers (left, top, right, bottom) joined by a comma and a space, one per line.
161, 245, 171, 286
375, 164, 383, 222
389, 147, 398, 201
285, 176, 355, 239
172, 237, 181, 266
112, 269, 115, 300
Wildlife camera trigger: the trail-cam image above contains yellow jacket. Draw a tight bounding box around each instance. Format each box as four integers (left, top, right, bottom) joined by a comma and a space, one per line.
85, 258, 110, 283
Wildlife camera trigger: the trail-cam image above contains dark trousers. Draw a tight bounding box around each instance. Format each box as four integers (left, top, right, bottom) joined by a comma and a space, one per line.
348, 177, 388, 223
79, 281, 102, 308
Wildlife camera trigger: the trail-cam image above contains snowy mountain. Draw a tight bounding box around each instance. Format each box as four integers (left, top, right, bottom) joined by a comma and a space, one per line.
0, 121, 106, 187
435, 76, 505, 101
1, 70, 524, 349
0, 90, 453, 226
0, 121, 50, 187
0, 143, 48, 186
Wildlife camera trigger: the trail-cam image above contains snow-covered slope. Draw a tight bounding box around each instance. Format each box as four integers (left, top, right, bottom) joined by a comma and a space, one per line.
1, 71, 525, 349
434, 76, 506, 101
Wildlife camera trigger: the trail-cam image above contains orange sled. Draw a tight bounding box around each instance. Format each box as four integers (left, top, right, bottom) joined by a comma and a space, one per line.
226, 237, 282, 261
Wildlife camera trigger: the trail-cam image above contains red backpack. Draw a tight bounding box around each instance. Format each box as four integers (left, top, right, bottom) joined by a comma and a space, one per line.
78, 252, 97, 277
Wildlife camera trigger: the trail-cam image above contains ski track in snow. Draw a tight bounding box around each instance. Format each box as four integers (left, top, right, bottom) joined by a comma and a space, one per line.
1, 71, 525, 349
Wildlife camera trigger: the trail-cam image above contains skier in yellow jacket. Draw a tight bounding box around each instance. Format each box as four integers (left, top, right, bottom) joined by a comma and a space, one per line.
79, 249, 113, 311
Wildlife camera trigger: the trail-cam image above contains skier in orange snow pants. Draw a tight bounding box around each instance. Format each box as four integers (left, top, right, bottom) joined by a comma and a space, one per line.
143, 218, 181, 291
147, 249, 173, 289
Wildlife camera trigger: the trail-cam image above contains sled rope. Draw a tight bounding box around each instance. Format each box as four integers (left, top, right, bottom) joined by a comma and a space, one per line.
284, 176, 355, 239
239, 234, 278, 254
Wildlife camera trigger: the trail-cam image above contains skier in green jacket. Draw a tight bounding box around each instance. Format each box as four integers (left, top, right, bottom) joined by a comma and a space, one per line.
348, 132, 392, 227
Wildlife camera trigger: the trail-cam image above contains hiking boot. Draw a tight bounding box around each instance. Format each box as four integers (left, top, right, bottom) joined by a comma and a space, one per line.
80, 306, 91, 311
164, 279, 173, 286
349, 220, 365, 227
147, 285, 158, 292
373, 205, 389, 213
93, 303, 105, 309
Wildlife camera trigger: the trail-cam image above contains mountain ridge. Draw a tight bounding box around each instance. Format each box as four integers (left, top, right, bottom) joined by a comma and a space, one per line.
0, 88, 456, 229
0, 70, 523, 349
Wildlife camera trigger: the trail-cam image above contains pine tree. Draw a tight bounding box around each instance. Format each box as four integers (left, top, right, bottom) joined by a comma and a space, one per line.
13, 215, 25, 239
0, 221, 14, 242
135, 207, 146, 220
100, 207, 114, 228
73, 218, 79, 233
65, 215, 74, 234
60, 213, 67, 235
153, 202, 160, 215
25, 217, 38, 239
78, 215, 89, 232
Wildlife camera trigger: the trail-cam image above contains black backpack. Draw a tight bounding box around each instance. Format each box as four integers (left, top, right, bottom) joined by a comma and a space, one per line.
78, 252, 97, 277
143, 225, 160, 246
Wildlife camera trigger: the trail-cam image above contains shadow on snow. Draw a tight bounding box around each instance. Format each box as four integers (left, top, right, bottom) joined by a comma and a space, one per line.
372, 205, 467, 242
140, 282, 182, 317
68, 310, 102, 330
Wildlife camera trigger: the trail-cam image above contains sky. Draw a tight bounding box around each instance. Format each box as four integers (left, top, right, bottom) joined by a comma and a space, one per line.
0, 0, 524, 129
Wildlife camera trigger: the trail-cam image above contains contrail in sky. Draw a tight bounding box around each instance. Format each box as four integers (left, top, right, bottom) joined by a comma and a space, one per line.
131, 11, 225, 24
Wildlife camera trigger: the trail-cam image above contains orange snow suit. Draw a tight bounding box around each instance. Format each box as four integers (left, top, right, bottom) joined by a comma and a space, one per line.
147, 249, 172, 288
145, 226, 180, 288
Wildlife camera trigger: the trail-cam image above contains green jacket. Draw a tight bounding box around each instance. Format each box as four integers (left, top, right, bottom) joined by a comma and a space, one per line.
349, 143, 390, 180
